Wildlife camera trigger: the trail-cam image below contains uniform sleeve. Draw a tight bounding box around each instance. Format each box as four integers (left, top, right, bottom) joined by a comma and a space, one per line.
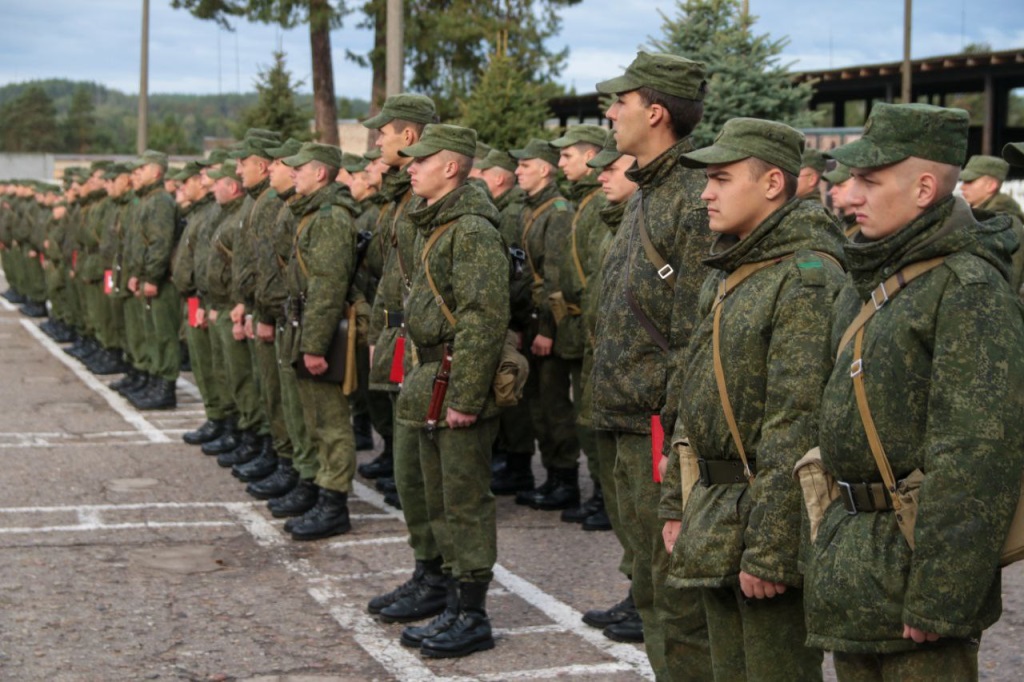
141, 195, 177, 283
299, 208, 355, 356
902, 278, 1024, 636
538, 207, 572, 338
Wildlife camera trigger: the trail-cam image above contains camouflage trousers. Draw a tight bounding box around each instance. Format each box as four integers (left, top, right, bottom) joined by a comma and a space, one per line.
252, 332, 293, 459
123, 294, 150, 372
22, 249, 46, 303
419, 417, 500, 582
527, 353, 580, 470
612, 431, 711, 682
594, 429, 632, 578
141, 284, 181, 382
184, 311, 230, 421
393, 393, 440, 562
83, 282, 112, 349
702, 585, 822, 682
275, 323, 318, 481
209, 310, 264, 433
296, 376, 355, 494
833, 641, 978, 682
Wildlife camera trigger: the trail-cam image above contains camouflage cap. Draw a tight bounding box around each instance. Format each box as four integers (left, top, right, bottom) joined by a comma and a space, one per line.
364, 147, 382, 161
823, 162, 851, 185
176, 160, 203, 181
587, 129, 624, 169
801, 148, 827, 174
550, 124, 609, 149
475, 141, 493, 160
399, 123, 477, 159
197, 148, 231, 167
243, 128, 281, 142
596, 51, 707, 102
961, 154, 1010, 182
89, 159, 112, 174
102, 162, 133, 180
131, 149, 169, 171
229, 135, 278, 160
510, 138, 559, 167
1004, 142, 1024, 168
341, 152, 369, 173
476, 149, 517, 173
207, 163, 241, 182
826, 103, 969, 169
681, 117, 805, 176
281, 142, 344, 169
362, 93, 437, 130
267, 137, 303, 160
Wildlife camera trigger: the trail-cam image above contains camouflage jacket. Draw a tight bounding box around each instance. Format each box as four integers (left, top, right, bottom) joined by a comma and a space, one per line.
555, 175, 607, 360
591, 138, 715, 436
805, 196, 1024, 653
77, 191, 110, 283
170, 193, 217, 296
354, 195, 383, 306
123, 181, 176, 284
286, 183, 359, 358
970, 207, 1024, 294
979, 191, 1024, 222
660, 199, 846, 589
204, 195, 246, 309
253, 188, 296, 324
521, 182, 573, 341
235, 178, 273, 309
368, 168, 419, 392
492, 185, 532, 332
395, 183, 509, 427
109, 193, 135, 297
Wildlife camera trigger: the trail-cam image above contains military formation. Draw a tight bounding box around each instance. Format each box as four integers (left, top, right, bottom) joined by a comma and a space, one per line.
3, 49, 1024, 679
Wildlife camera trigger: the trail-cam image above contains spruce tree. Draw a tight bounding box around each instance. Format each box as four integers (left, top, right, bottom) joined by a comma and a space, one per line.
0, 85, 60, 151
236, 51, 312, 140
649, 0, 817, 146
64, 85, 97, 153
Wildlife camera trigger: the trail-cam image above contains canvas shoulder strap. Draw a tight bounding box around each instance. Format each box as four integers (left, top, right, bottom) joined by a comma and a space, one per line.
292, 211, 317, 279
570, 189, 600, 289
421, 219, 458, 328
390, 190, 414, 290
635, 191, 677, 288
522, 196, 559, 285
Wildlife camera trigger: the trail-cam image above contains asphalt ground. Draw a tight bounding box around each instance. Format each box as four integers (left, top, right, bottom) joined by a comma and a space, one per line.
0, 284, 1021, 681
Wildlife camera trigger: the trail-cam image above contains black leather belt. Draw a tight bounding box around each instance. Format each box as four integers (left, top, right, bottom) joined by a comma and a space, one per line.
837, 481, 894, 514
384, 309, 404, 328
697, 458, 756, 486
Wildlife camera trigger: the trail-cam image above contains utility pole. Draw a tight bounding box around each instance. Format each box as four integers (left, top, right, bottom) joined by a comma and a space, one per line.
386, 0, 403, 96
902, 0, 912, 103
137, 0, 150, 153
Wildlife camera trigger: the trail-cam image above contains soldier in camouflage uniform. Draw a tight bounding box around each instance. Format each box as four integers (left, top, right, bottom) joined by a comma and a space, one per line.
550, 124, 610, 525
804, 103, 1024, 681
393, 124, 509, 659
278, 142, 362, 541
509, 138, 579, 511
959, 154, 1024, 221
797, 147, 825, 205
662, 118, 846, 681
825, 163, 860, 238
591, 52, 713, 679
579, 131, 644, 642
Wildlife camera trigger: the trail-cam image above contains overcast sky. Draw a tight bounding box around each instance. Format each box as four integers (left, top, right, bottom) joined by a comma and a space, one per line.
1, 0, 1022, 99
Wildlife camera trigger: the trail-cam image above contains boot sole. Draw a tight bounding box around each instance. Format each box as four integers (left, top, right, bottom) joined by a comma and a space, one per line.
289, 524, 352, 541
246, 485, 296, 501
378, 601, 448, 624
602, 628, 644, 644
420, 638, 495, 658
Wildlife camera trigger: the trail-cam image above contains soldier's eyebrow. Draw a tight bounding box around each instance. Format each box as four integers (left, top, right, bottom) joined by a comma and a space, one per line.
705, 169, 729, 180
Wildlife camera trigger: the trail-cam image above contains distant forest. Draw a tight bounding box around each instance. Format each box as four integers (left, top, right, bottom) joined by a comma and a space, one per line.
0, 79, 370, 155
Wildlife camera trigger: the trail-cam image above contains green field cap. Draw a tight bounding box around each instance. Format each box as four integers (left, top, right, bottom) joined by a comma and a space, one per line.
364, 147, 382, 161
550, 124, 609, 149
476, 149, 517, 173
682, 117, 804, 176
131, 149, 169, 171
826, 103, 969, 169
399, 123, 477, 159
362, 93, 437, 130
230, 135, 278, 161
207, 163, 241, 182
961, 154, 1010, 182
243, 127, 281, 142
475, 141, 493, 159
801, 148, 827, 174
281, 142, 344, 169
342, 152, 369, 173
267, 138, 303, 160
89, 159, 112, 174
1003, 143, 1024, 168
102, 162, 133, 180
596, 51, 707, 101
510, 138, 559, 167
823, 162, 851, 185
198, 148, 230, 167
176, 161, 202, 181
587, 129, 624, 169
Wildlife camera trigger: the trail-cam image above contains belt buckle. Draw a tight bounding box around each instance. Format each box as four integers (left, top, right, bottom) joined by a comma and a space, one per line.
697, 458, 711, 487
838, 481, 858, 515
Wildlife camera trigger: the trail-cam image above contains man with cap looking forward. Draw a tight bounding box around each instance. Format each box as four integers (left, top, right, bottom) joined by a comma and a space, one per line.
591, 51, 714, 680
393, 123, 509, 658
664, 117, 846, 680
824, 163, 860, 237
803, 103, 1024, 680
959, 154, 1024, 222
797, 148, 826, 205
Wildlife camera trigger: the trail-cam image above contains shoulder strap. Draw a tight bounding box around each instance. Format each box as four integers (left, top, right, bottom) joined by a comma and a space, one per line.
522, 196, 560, 285
835, 257, 946, 361
635, 191, 677, 288
570, 190, 600, 289
421, 220, 458, 328
390, 190, 414, 289
292, 212, 317, 278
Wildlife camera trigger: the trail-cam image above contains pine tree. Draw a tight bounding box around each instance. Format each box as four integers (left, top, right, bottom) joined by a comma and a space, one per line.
64, 85, 97, 153
236, 51, 312, 140
0, 85, 60, 151
649, 0, 817, 146
456, 46, 553, 151
149, 113, 198, 154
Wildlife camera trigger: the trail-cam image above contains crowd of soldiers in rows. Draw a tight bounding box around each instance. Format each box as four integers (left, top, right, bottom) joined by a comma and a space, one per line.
4, 49, 1024, 679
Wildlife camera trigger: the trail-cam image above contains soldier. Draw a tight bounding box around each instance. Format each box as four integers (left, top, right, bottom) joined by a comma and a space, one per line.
550, 123, 610, 525
578, 130, 643, 642
510, 138, 578, 511
797, 147, 826, 204
279, 142, 362, 541
959, 154, 1024, 221
393, 123, 509, 658
803, 103, 1024, 680
824, 163, 859, 237
591, 52, 714, 679
663, 118, 846, 680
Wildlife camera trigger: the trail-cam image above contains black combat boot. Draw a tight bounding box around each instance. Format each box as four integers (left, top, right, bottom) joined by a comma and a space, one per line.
92, 349, 131, 376
492, 451, 535, 496
400, 578, 459, 648
216, 430, 260, 467
379, 558, 449, 623
201, 417, 240, 455
420, 581, 495, 658
40, 319, 57, 337
268, 478, 319, 518
352, 412, 375, 451
375, 476, 397, 494
19, 301, 47, 318
582, 505, 612, 531
583, 588, 635, 629
134, 377, 176, 410
233, 436, 277, 481
179, 340, 191, 372
182, 419, 226, 446
603, 610, 644, 643
110, 368, 142, 393
561, 482, 604, 523
531, 467, 580, 511
358, 450, 393, 479
383, 490, 402, 509
124, 374, 155, 403
246, 458, 298, 500
369, 558, 436, 615
1, 288, 19, 302
289, 489, 351, 541
64, 336, 92, 359
52, 321, 77, 343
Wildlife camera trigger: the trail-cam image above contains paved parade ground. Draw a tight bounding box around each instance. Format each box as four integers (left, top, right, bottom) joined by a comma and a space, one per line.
0, 284, 1023, 681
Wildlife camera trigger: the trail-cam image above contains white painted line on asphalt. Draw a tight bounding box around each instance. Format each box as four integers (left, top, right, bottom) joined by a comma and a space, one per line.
0, 440, 161, 449
329, 567, 409, 581
326, 535, 409, 549
0, 296, 15, 311
492, 624, 567, 637
0, 501, 262, 514
447, 662, 636, 681
20, 319, 172, 443
175, 375, 204, 401
0, 521, 236, 534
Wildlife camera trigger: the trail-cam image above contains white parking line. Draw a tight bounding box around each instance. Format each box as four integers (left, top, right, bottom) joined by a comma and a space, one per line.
0, 521, 236, 534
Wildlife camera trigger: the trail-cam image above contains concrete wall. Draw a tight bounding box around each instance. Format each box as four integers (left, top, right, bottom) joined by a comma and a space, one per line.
0, 153, 55, 184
